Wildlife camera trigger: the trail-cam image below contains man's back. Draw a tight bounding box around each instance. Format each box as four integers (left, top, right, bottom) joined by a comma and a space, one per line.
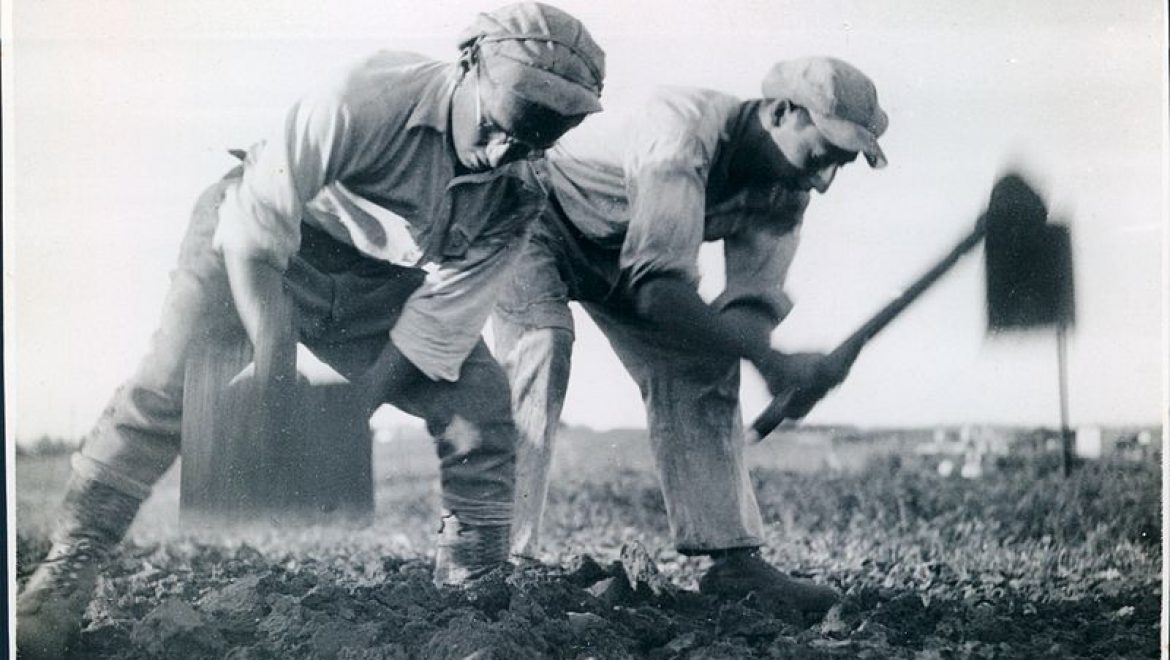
545, 87, 745, 247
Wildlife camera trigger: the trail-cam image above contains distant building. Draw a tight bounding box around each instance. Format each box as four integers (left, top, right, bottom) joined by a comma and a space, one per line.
1075, 425, 1161, 461
1074, 426, 1104, 459
914, 423, 1167, 476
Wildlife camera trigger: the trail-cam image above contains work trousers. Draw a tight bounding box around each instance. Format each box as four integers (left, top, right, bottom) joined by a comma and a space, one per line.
492, 201, 765, 556
74, 170, 516, 526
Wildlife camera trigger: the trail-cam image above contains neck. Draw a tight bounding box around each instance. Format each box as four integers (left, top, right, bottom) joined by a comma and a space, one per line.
722, 100, 776, 188
448, 72, 475, 176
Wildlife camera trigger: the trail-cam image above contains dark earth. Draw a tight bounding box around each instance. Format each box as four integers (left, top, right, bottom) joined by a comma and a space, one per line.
15, 437, 1162, 659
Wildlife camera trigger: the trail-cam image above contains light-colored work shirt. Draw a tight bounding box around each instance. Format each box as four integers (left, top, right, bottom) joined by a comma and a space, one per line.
546, 87, 807, 323
213, 51, 548, 380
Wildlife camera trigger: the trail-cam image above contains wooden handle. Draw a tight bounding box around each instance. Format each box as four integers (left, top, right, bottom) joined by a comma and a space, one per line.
748, 220, 988, 443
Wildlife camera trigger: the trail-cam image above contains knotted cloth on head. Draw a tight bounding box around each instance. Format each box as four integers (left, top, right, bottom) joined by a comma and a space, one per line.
458, 2, 605, 116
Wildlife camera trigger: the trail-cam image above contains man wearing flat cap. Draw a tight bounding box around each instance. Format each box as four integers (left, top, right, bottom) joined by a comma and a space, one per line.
493, 57, 886, 620
17, 3, 604, 657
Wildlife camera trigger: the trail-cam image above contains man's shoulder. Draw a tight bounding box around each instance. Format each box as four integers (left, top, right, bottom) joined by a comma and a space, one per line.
335, 51, 448, 96
637, 87, 743, 128
619, 87, 744, 164
292, 50, 452, 132
643, 86, 743, 109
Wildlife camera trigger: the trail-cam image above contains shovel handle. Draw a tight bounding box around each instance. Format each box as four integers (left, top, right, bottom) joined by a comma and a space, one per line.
747, 220, 988, 443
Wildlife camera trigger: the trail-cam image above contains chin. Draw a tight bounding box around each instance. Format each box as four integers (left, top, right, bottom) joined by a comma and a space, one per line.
459, 157, 489, 173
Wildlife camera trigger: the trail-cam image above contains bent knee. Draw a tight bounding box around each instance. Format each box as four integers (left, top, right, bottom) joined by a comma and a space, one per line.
433, 414, 518, 464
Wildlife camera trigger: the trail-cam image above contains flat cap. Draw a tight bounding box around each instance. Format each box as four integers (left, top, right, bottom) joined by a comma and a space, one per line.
763, 57, 888, 168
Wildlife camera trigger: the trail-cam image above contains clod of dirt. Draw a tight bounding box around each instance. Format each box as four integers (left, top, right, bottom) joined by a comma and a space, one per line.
966, 601, 1014, 643
196, 575, 270, 642
588, 576, 633, 607
335, 647, 410, 660
565, 554, 609, 587
618, 541, 675, 599
130, 598, 227, 659
422, 612, 546, 660
581, 540, 684, 611
460, 566, 513, 616
807, 637, 859, 658
299, 583, 349, 613
854, 618, 893, 644
611, 605, 679, 650
868, 591, 931, 644
567, 611, 608, 633
256, 592, 383, 657
507, 571, 600, 620
818, 599, 862, 639
368, 562, 444, 613
224, 645, 280, 660
569, 629, 638, 660
677, 637, 760, 659
660, 631, 703, 656
714, 599, 793, 641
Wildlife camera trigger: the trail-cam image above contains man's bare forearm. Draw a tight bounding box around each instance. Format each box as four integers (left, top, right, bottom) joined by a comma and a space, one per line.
629, 275, 775, 365
628, 274, 845, 397
222, 249, 297, 386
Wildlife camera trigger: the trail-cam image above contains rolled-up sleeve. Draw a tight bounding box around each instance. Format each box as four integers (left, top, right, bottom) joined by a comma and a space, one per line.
618, 141, 707, 291
713, 224, 801, 325
712, 192, 808, 326
391, 223, 534, 381
213, 86, 355, 271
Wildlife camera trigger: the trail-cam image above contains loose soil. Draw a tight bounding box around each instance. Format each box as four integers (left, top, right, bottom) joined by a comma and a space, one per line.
14, 440, 1162, 658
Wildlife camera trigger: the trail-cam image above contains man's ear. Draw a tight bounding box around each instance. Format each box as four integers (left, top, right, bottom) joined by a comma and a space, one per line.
457, 46, 479, 74
769, 99, 792, 127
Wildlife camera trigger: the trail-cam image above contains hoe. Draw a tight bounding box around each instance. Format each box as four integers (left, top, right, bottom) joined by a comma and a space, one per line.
748, 173, 1077, 473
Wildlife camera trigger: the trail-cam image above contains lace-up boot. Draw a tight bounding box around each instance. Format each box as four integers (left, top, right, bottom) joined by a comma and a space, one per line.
16, 474, 141, 659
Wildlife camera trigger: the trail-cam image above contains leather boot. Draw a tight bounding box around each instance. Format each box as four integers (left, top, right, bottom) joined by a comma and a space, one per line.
432, 511, 510, 587
16, 473, 142, 659
699, 548, 839, 620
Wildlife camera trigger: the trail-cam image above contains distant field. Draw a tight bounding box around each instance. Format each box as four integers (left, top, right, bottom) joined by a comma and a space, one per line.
14, 428, 1163, 658
13, 426, 905, 543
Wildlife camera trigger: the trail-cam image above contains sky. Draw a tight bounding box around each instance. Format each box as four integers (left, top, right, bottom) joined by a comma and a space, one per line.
3, 0, 1167, 441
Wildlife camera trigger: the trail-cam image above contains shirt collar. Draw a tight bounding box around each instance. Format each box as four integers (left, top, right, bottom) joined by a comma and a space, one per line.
405, 63, 461, 133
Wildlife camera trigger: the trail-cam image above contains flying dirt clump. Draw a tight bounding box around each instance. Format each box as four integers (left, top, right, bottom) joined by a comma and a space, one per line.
129, 598, 226, 658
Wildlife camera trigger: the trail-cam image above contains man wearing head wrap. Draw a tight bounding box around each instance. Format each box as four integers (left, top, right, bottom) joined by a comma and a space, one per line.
493, 57, 886, 621
16, 4, 604, 657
